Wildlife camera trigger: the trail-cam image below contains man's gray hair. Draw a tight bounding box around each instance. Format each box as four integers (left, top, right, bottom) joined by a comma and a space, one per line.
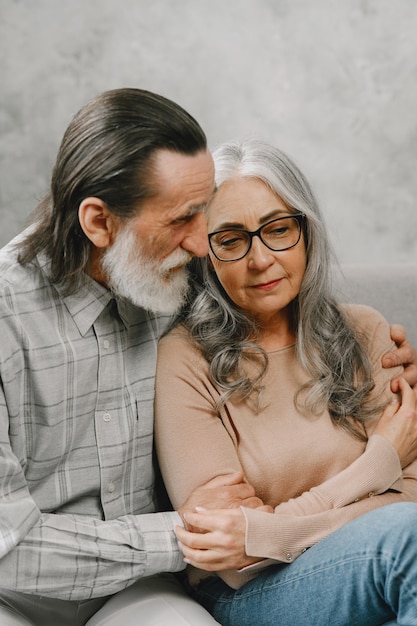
18, 88, 207, 294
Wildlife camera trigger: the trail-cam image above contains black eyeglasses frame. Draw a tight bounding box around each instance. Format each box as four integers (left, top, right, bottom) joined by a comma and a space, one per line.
208, 213, 305, 262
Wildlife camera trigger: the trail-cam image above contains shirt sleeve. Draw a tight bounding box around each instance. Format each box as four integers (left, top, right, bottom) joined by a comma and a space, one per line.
0, 266, 186, 600
0, 425, 185, 600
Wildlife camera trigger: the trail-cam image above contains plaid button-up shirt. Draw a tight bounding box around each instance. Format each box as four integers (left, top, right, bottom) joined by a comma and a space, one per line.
0, 239, 184, 600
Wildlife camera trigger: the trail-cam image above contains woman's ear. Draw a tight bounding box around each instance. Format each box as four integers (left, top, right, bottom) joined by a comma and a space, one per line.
78, 197, 118, 248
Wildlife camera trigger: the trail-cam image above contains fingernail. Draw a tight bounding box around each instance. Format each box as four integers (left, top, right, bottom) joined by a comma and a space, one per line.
184, 558, 191, 564
195, 506, 207, 512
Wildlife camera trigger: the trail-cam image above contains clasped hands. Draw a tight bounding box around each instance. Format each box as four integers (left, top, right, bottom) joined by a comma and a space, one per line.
177, 472, 272, 571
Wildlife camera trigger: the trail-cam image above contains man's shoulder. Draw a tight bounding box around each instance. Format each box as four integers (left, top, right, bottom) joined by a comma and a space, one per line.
0, 242, 26, 286
0, 237, 51, 307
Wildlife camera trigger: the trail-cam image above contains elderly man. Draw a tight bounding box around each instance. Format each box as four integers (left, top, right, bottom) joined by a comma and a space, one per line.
0, 88, 415, 625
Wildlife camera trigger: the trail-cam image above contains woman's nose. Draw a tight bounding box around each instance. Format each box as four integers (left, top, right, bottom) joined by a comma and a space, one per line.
247, 235, 275, 269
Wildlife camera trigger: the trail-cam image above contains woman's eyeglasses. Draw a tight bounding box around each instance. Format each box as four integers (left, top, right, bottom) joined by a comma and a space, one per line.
208, 214, 305, 262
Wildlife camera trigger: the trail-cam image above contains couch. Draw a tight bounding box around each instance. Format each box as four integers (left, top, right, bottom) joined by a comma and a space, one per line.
120, 264, 417, 625
337, 263, 417, 346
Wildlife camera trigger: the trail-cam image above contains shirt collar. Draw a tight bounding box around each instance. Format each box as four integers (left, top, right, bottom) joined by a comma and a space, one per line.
37, 253, 143, 335
115, 296, 149, 329
56, 276, 115, 336
61, 281, 150, 336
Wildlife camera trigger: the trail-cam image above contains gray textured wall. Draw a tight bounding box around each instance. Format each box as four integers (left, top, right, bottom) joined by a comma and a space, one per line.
1, 0, 416, 264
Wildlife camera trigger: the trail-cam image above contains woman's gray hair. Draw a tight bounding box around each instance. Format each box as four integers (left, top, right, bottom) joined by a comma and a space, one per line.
184, 139, 382, 440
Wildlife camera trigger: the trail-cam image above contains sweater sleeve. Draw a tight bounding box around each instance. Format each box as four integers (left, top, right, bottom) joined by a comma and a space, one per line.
155, 328, 243, 509
215, 458, 417, 591
274, 434, 402, 516
242, 461, 417, 564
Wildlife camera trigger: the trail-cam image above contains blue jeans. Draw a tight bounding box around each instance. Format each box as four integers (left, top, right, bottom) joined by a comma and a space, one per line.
192, 503, 417, 625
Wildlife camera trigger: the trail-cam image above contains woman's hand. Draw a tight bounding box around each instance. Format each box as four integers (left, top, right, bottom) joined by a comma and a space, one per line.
176, 506, 272, 571
384, 324, 417, 391
374, 377, 417, 468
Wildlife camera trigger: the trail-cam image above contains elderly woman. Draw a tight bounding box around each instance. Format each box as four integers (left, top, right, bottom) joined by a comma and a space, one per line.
155, 139, 417, 625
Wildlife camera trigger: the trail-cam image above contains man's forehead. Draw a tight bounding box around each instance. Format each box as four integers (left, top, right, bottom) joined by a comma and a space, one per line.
150, 148, 214, 185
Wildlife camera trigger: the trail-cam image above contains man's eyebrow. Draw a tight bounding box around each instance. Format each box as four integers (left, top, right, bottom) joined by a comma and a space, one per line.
170, 203, 208, 224
188, 203, 208, 215
174, 188, 218, 222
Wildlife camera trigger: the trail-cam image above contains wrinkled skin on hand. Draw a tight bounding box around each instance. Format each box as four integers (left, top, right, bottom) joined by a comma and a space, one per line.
374, 377, 417, 469
177, 505, 273, 571
177, 472, 264, 533
386, 324, 417, 392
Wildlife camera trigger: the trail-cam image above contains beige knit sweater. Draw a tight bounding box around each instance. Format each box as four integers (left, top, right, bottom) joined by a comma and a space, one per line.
155, 304, 417, 588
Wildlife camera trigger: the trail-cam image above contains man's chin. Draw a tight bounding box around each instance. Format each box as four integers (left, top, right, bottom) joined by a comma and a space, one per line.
114, 281, 189, 315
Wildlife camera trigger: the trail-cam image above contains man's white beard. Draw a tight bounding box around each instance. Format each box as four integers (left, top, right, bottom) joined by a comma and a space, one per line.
101, 223, 192, 314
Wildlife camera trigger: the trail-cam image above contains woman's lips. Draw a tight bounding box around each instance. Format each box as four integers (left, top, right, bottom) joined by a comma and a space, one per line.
251, 278, 283, 291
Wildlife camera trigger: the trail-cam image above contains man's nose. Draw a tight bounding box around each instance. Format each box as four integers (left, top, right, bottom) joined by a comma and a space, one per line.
181, 212, 209, 258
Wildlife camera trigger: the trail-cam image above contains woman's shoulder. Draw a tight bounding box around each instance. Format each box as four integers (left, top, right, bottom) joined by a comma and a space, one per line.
340, 302, 387, 322
339, 302, 390, 338
156, 323, 211, 382
158, 323, 203, 357
159, 322, 192, 345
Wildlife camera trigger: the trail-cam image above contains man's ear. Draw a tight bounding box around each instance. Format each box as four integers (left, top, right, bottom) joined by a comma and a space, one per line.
78, 197, 119, 248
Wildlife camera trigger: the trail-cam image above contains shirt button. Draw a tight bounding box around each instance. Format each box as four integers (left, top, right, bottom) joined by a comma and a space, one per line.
286, 553, 293, 561
103, 339, 110, 349
108, 482, 115, 493
103, 412, 111, 422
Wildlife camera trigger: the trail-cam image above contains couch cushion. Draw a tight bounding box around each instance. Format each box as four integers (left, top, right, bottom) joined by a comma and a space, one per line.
336, 264, 417, 347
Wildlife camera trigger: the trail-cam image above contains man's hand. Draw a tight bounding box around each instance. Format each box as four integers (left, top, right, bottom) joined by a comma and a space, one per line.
374, 377, 417, 468
178, 472, 263, 531
384, 324, 417, 392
